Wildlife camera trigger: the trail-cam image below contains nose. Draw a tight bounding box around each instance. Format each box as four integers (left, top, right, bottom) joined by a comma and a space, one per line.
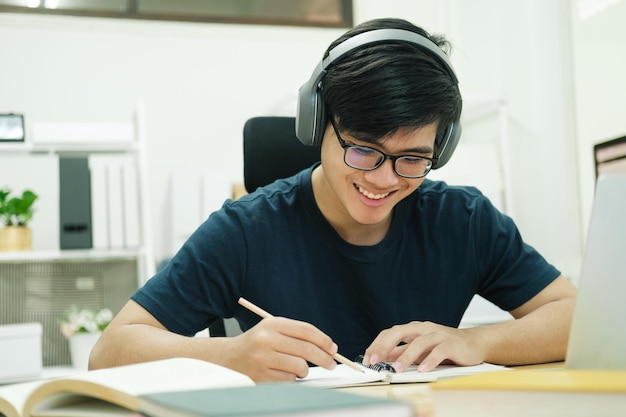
362, 158, 399, 187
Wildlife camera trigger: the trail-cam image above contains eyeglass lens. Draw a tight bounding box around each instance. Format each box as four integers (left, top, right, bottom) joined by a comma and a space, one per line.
344, 146, 432, 178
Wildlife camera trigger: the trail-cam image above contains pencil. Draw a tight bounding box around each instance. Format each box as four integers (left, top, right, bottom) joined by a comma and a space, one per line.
237, 297, 365, 373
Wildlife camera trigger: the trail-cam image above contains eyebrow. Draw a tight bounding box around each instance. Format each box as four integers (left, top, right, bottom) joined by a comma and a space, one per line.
351, 136, 434, 156
401, 145, 435, 154
332, 119, 435, 156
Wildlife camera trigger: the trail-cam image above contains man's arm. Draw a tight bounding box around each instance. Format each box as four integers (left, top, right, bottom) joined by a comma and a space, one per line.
89, 300, 339, 382
362, 275, 577, 372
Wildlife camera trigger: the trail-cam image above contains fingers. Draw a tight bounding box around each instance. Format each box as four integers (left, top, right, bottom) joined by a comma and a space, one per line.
394, 331, 451, 372
364, 321, 484, 373
270, 317, 338, 368
363, 321, 425, 368
232, 317, 338, 382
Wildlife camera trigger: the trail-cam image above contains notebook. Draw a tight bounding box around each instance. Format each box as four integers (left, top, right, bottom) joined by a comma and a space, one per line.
565, 172, 626, 370
301, 361, 507, 388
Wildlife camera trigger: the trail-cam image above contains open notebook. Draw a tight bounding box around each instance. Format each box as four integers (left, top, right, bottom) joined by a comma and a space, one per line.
300, 361, 507, 388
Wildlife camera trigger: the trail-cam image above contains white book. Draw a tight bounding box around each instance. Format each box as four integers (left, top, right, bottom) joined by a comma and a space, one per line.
32, 123, 133, 145
0, 358, 254, 417
105, 159, 124, 249
120, 156, 140, 248
88, 156, 109, 249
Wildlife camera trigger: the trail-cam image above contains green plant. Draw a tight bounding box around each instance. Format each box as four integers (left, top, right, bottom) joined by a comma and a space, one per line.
0, 187, 38, 227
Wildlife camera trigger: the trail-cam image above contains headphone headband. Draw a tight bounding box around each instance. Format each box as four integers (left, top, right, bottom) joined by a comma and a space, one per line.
322, 29, 458, 83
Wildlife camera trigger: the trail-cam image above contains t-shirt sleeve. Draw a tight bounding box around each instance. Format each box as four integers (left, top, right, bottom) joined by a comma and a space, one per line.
131, 201, 248, 336
471, 195, 561, 311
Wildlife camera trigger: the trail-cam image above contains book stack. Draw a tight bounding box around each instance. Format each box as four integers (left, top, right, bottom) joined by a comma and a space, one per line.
0, 358, 415, 417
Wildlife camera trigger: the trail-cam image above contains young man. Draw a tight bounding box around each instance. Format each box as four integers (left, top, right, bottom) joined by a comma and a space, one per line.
90, 18, 576, 382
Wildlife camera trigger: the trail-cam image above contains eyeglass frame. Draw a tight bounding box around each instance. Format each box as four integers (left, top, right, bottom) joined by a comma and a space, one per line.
329, 118, 437, 179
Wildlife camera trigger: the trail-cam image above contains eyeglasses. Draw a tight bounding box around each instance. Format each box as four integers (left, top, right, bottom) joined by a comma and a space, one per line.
330, 119, 436, 179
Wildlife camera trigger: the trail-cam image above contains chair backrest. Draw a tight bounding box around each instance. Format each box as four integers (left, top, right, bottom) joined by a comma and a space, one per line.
243, 116, 321, 193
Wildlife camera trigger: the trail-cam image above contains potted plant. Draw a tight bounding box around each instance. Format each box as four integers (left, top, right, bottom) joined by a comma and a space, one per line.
0, 187, 38, 251
60, 305, 113, 369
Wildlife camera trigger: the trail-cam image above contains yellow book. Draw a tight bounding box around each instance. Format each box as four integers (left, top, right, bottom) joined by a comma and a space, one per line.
434, 368, 626, 392
431, 369, 626, 417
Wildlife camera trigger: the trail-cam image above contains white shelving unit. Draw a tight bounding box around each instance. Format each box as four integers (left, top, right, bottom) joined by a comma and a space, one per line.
0, 104, 154, 366
462, 97, 513, 217
0, 104, 155, 284
429, 97, 512, 217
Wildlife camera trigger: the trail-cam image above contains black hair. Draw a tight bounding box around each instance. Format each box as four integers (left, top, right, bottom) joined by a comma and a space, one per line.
322, 18, 462, 143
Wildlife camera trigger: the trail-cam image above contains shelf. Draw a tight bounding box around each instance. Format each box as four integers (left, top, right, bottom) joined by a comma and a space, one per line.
0, 248, 143, 263
0, 141, 138, 155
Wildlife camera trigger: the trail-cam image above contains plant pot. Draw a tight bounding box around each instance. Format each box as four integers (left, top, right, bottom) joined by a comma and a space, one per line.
0, 226, 32, 251
68, 332, 101, 369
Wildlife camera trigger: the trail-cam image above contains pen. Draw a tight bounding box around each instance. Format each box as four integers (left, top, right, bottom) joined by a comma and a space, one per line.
237, 297, 365, 373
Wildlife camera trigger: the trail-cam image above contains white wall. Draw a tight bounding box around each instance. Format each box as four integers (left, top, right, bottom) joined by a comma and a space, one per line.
570, 0, 626, 238
0, 11, 343, 258
426, 1, 584, 281
0, 0, 585, 281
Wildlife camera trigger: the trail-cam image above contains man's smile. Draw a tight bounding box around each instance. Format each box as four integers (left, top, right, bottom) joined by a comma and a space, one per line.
357, 185, 392, 200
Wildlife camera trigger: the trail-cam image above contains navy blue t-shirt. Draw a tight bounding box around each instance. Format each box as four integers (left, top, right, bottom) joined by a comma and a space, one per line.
133, 166, 559, 360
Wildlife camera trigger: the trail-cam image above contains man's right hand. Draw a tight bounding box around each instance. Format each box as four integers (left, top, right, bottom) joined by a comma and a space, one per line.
223, 316, 338, 382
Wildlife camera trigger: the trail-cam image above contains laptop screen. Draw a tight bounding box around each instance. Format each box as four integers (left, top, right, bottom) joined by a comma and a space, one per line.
566, 173, 626, 369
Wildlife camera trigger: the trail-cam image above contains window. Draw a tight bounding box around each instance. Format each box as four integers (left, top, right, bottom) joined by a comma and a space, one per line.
0, 0, 353, 27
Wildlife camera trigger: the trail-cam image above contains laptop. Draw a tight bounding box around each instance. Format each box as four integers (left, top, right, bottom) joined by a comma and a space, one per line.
566, 172, 626, 369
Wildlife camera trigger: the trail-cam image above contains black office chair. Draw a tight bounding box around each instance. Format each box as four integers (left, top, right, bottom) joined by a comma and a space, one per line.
243, 116, 321, 193
208, 117, 320, 337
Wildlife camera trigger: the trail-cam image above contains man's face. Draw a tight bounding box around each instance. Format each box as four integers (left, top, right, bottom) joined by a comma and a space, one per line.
315, 121, 439, 232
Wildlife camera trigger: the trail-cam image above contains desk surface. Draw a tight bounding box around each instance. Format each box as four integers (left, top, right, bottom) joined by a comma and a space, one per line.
337, 362, 626, 417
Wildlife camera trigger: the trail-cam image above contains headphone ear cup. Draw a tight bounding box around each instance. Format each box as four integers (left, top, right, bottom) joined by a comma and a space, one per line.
296, 72, 325, 146
433, 122, 461, 169
311, 97, 326, 146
